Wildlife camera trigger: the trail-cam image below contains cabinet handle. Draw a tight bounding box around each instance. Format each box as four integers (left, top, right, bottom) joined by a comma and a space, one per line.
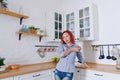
77, 70, 80, 72
94, 73, 103, 76
33, 74, 40, 77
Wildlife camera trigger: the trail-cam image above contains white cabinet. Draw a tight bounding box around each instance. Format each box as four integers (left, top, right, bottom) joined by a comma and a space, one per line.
81, 69, 104, 80
65, 12, 79, 41
74, 68, 104, 80
73, 68, 81, 80
46, 11, 63, 42
14, 69, 53, 80
45, 2, 98, 42
65, 12, 75, 35
50, 69, 55, 80
64, 3, 98, 41
78, 3, 99, 41
74, 68, 120, 80
101, 72, 120, 80
86, 70, 120, 80
0, 77, 13, 80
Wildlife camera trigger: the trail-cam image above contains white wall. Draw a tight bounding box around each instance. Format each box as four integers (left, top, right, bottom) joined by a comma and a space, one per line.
0, 0, 61, 65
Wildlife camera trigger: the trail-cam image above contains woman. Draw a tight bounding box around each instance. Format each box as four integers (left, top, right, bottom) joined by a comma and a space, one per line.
54, 30, 89, 80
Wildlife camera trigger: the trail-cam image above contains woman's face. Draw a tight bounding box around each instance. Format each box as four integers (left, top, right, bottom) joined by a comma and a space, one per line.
62, 32, 71, 44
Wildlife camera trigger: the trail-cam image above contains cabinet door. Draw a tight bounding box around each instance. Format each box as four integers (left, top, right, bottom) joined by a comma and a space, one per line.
64, 11, 79, 41
33, 76, 52, 80
17, 78, 33, 80
65, 12, 75, 35
78, 3, 98, 41
33, 70, 52, 80
83, 70, 120, 80
50, 69, 55, 80
80, 69, 104, 80
46, 11, 63, 42
73, 68, 81, 80
14, 70, 53, 80
102, 72, 120, 80
74, 68, 120, 80
0, 77, 13, 80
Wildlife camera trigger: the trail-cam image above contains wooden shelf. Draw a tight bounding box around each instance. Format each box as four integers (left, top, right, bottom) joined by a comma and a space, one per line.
0, 9, 29, 24
16, 31, 47, 42
0, 9, 29, 19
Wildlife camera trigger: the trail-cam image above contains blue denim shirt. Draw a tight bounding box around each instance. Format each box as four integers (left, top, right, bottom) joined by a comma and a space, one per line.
56, 43, 84, 73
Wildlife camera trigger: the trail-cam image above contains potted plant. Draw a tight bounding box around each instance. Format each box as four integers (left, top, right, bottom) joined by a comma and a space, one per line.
0, 0, 8, 9
0, 57, 5, 71
28, 25, 37, 34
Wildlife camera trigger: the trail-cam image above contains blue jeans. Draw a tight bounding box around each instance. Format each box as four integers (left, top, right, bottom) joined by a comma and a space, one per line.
54, 69, 73, 80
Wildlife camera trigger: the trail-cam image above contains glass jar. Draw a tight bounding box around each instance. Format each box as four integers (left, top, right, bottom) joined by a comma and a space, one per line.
116, 54, 120, 69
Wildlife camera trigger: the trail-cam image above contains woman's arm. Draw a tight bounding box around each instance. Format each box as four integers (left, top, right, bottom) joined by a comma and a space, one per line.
64, 46, 81, 56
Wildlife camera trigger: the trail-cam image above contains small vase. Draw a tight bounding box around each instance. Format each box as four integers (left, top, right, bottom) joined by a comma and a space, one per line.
0, 65, 6, 71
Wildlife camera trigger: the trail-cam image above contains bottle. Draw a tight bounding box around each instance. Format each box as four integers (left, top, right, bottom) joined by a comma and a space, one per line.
36, 28, 41, 34
116, 53, 120, 69
116, 58, 120, 69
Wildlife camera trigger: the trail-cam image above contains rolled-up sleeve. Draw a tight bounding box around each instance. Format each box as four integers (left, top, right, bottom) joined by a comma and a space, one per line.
77, 52, 84, 63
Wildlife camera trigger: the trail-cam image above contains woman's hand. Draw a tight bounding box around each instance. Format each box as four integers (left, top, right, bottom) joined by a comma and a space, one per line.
71, 46, 81, 52
80, 62, 90, 69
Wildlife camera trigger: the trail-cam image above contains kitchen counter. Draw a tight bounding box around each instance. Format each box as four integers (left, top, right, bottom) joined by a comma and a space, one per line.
0, 62, 120, 79
76, 62, 120, 74
0, 62, 56, 79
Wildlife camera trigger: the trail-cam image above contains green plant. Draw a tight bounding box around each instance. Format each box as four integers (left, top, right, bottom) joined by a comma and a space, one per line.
0, 0, 8, 8
0, 57, 5, 66
28, 25, 37, 30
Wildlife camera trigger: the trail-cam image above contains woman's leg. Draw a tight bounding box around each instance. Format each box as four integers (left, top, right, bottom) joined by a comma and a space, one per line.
54, 70, 62, 80
62, 73, 73, 80
55, 74, 61, 80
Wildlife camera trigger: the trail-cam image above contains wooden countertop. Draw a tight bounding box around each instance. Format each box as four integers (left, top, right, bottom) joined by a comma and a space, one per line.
0, 62, 56, 79
76, 62, 120, 74
0, 62, 120, 79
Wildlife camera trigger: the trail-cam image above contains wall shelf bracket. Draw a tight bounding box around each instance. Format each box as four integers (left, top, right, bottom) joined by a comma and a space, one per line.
20, 17, 24, 25
39, 36, 42, 42
19, 33, 22, 40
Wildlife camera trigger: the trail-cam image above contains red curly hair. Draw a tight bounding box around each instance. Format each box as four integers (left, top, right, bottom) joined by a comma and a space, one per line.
60, 30, 75, 44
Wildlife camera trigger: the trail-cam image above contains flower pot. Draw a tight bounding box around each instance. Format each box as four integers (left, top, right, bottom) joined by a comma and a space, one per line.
30, 29, 36, 34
